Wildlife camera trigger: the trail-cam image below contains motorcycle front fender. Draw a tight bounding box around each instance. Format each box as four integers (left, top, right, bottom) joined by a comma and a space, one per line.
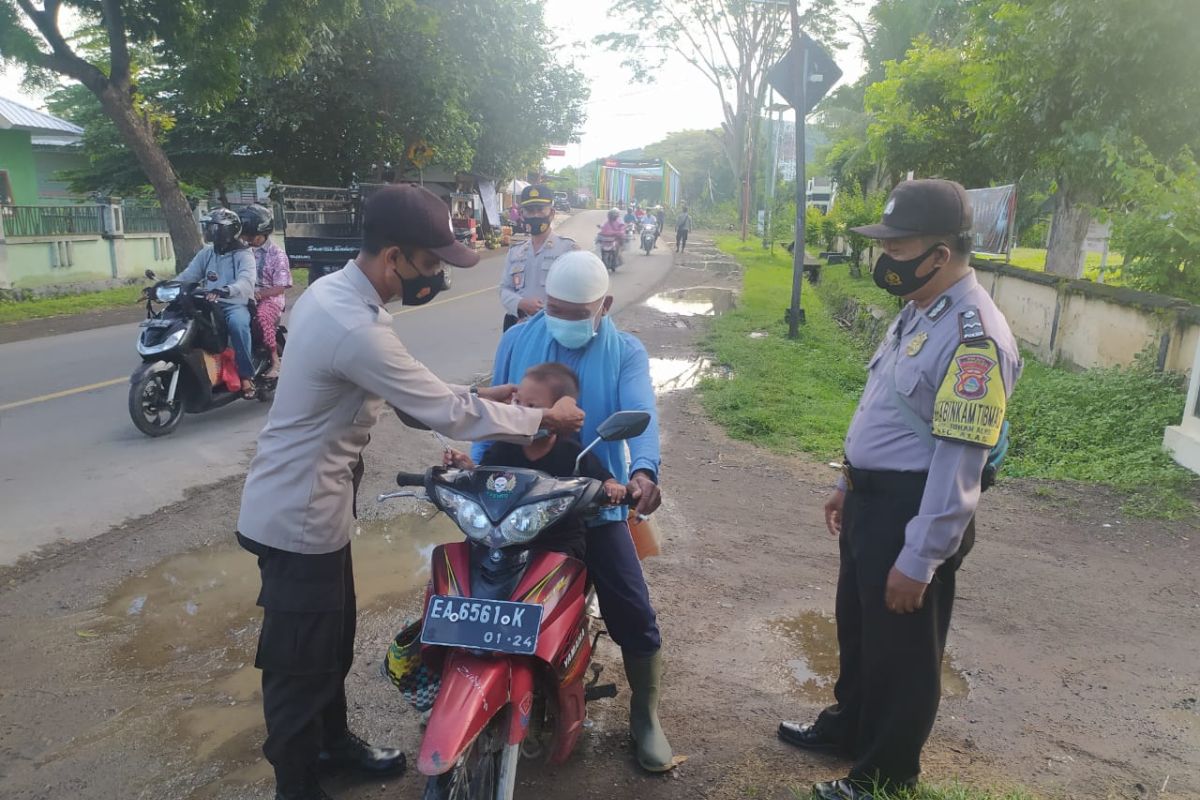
130, 360, 174, 384
418, 651, 515, 776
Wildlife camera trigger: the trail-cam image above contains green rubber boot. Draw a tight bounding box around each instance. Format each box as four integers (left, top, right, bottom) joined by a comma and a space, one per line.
622, 649, 675, 772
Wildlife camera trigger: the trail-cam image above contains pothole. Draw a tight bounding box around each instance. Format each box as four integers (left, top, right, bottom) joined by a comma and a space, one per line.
770, 611, 969, 702
644, 287, 737, 317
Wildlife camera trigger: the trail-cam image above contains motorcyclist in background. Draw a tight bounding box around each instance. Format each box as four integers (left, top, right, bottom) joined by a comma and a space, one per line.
177, 208, 257, 397
599, 208, 628, 266
239, 204, 292, 380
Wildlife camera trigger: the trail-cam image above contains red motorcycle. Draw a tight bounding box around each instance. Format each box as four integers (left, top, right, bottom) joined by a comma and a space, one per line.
380, 411, 651, 799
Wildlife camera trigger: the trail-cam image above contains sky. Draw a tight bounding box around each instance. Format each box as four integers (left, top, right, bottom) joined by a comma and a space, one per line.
0, 0, 870, 172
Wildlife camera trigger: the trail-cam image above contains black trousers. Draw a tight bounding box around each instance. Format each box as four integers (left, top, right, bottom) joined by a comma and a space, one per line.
584, 521, 661, 656
676, 229, 689, 250
238, 533, 357, 790
815, 469, 974, 789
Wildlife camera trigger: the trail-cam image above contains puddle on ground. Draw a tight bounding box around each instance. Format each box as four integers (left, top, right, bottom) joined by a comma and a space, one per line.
87, 512, 460, 788
103, 514, 458, 670
772, 612, 969, 702
644, 286, 737, 317
649, 357, 727, 393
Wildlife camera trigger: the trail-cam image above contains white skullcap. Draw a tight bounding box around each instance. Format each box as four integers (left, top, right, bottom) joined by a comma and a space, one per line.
545, 251, 610, 304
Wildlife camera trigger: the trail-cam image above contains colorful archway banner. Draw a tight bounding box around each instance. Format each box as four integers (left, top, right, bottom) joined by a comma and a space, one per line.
595, 159, 681, 207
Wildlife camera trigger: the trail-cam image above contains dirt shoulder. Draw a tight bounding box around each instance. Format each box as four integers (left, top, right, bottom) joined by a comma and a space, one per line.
0, 238, 1196, 800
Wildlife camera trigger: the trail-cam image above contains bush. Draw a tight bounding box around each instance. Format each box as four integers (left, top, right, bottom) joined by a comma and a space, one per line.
1019, 219, 1049, 248
1110, 148, 1200, 303
804, 205, 824, 251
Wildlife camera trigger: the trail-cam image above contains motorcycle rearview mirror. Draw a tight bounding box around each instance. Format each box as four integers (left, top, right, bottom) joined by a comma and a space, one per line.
597, 410, 651, 441
144, 269, 156, 280
574, 411, 652, 476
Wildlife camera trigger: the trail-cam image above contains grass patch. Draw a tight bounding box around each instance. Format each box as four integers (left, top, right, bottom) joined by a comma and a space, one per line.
0, 268, 311, 325
0, 285, 146, 323
700, 235, 866, 459
976, 247, 1122, 285
703, 241, 1197, 517
789, 783, 1038, 800
1005, 358, 1195, 517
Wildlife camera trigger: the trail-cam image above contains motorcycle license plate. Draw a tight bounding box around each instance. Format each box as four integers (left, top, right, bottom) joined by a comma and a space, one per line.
421, 596, 543, 656
140, 319, 172, 329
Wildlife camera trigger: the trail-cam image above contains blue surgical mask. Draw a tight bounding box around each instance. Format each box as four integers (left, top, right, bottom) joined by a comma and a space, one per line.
546, 308, 601, 349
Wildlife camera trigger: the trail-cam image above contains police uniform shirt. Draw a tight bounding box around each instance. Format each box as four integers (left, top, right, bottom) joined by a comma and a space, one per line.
238, 260, 542, 555
842, 270, 1022, 583
498, 233, 577, 316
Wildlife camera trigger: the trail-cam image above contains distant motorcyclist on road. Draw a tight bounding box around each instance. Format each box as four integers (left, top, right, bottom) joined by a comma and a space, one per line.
599, 208, 627, 266
177, 208, 257, 397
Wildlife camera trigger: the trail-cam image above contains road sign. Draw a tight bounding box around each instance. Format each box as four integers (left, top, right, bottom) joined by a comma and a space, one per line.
767, 33, 842, 114
547, 147, 567, 157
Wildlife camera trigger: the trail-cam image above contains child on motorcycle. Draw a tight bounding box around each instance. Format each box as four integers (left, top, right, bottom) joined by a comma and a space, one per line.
443, 362, 626, 559
238, 204, 291, 379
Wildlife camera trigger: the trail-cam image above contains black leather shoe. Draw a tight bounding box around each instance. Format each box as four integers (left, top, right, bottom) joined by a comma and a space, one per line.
318, 731, 406, 775
778, 721, 843, 752
811, 778, 874, 800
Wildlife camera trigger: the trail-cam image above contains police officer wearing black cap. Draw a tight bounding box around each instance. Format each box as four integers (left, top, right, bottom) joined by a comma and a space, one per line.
778, 180, 1022, 800
237, 184, 585, 800
498, 184, 578, 331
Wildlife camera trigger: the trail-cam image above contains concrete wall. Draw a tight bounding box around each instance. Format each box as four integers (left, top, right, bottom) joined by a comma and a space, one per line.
0, 129, 38, 204
3, 232, 175, 289
973, 259, 1200, 373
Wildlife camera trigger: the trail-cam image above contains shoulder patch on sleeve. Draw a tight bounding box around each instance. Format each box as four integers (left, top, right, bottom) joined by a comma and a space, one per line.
932, 337, 1006, 447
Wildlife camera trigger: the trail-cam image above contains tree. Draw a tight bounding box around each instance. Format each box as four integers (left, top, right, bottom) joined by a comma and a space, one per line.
964, 0, 1200, 277
642, 128, 735, 206
1109, 148, 1200, 303
815, 0, 974, 191
598, 0, 841, 237
437, 0, 587, 181
0, 0, 354, 267
864, 40, 998, 188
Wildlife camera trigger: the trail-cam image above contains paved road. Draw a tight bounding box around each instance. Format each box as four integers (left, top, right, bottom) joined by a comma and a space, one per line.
0, 210, 674, 565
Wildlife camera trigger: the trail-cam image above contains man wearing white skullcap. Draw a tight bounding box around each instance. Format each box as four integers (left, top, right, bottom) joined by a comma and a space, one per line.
473, 250, 675, 773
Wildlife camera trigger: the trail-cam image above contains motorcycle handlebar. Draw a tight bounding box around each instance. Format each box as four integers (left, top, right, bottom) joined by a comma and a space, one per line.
395, 471, 426, 487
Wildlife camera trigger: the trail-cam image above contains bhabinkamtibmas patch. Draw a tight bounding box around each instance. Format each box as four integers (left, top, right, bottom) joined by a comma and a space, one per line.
932, 338, 1006, 447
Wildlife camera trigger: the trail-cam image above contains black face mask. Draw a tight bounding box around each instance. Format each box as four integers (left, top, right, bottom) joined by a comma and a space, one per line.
400, 271, 444, 306
872, 243, 945, 296
393, 252, 444, 306
524, 215, 550, 236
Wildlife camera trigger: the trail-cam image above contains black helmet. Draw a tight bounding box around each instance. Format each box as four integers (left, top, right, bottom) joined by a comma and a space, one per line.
607, 208, 620, 220
201, 207, 243, 254
238, 204, 274, 239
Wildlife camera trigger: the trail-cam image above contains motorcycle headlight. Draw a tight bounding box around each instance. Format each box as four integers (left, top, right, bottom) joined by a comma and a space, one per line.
497, 496, 575, 545
137, 326, 187, 356
434, 486, 493, 543
155, 284, 181, 302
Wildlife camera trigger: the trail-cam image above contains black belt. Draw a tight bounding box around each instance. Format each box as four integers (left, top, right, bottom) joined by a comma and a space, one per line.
842, 462, 928, 495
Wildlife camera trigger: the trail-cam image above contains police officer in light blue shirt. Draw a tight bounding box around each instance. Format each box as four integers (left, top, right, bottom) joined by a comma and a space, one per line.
498, 184, 577, 331
779, 180, 1022, 800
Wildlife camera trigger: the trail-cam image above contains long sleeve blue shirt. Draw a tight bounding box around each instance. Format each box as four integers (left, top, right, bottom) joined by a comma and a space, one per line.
473, 324, 661, 523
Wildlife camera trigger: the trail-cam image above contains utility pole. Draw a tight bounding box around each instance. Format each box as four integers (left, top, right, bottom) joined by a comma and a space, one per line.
786, 0, 807, 337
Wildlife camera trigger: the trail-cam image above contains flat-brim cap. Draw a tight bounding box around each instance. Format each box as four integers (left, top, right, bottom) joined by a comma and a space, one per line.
362, 184, 479, 267
850, 179, 973, 240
